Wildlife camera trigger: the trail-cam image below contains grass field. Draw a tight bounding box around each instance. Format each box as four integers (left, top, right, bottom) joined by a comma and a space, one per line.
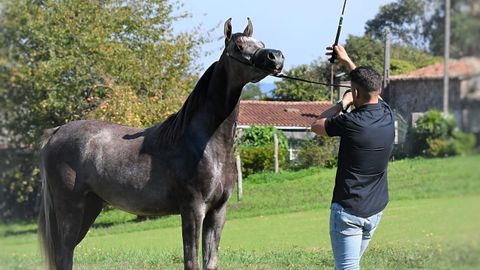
1, 155, 479, 269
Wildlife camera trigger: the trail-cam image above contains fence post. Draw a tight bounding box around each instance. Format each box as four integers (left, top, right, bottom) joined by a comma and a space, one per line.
236, 154, 243, 201
274, 133, 279, 173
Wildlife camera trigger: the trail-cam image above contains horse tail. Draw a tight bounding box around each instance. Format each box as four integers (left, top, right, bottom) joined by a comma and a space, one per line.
38, 127, 60, 270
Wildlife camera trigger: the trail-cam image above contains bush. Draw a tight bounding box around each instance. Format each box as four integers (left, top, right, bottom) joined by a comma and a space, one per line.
238, 145, 288, 176
412, 110, 476, 157
0, 150, 40, 221
452, 130, 477, 154
426, 138, 456, 157
292, 135, 339, 170
239, 126, 288, 149
237, 126, 288, 176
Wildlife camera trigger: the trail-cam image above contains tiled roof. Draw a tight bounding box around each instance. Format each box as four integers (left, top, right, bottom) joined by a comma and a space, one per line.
391, 57, 480, 80
238, 100, 332, 128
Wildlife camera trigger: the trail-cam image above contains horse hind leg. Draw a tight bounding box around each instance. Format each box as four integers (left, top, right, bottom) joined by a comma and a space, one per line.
56, 201, 85, 269
75, 192, 104, 245
39, 189, 86, 270
39, 168, 101, 270
42, 193, 103, 270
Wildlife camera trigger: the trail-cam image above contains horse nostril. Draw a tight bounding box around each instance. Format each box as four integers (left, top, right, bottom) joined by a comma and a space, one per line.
268, 52, 275, 60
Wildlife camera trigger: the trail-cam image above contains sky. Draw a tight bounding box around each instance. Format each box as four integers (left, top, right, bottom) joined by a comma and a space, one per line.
174, 0, 395, 83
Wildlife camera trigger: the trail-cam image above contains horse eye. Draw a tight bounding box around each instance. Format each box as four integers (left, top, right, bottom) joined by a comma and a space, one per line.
236, 44, 243, 51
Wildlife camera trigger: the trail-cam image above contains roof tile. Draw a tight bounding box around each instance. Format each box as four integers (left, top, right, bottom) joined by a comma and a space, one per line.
238, 100, 332, 128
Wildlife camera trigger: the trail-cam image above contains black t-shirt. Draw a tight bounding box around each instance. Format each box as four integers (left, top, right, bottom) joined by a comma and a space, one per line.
325, 100, 394, 217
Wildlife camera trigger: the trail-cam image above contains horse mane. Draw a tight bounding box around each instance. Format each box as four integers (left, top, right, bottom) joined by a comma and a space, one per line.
148, 62, 217, 146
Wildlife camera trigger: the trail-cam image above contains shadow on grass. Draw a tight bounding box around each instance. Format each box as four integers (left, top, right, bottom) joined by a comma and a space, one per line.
2, 228, 37, 237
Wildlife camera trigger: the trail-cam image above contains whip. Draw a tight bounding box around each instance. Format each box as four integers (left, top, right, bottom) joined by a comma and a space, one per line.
328, 0, 348, 63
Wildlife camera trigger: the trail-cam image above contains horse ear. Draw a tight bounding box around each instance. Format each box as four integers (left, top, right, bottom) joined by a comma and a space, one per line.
243, 17, 253, 37
224, 18, 232, 41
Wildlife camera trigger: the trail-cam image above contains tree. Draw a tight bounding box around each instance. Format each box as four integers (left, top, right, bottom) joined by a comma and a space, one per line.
343, 35, 385, 74
343, 35, 439, 76
0, 0, 207, 220
271, 59, 330, 101
270, 34, 438, 102
365, 0, 427, 48
365, 0, 480, 57
425, 0, 480, 57
240, 83, 265, 100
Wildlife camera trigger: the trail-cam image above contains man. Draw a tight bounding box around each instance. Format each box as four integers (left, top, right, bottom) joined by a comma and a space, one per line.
311, 45, 394, 270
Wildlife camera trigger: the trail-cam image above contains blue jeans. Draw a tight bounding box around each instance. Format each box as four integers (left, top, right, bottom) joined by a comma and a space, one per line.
330, 203, 383, 270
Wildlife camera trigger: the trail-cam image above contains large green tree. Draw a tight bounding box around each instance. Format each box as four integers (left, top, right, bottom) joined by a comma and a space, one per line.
343, 35, 439, 76
271, 60, 330, 101
365, 0, 480, 57
240, 83, 265, 100
425, 0, 480, 57
0, 0, 206, 219
270, 35, 438, 103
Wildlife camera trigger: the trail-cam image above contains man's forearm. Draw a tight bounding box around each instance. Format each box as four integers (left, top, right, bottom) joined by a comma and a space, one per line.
311, 103, 342, 136
318, 102, 343, 119
344, 59, 356, 72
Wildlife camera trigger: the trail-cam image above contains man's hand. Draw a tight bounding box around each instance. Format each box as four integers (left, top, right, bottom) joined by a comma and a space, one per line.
326, 45, 356, 71
342, 90, 353, 109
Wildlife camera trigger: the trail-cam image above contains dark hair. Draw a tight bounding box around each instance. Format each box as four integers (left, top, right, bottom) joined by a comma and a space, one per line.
349, 66, 382, 93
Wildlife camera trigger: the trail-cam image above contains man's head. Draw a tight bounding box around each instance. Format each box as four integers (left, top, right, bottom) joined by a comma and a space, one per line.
349, 66, 382, 107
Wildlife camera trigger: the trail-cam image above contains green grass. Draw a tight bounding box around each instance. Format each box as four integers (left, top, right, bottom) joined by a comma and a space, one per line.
1, 155, 479, 269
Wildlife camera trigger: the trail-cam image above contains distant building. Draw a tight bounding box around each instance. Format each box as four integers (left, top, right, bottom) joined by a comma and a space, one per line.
383, 57, 480, 145
238, 100, 332, 159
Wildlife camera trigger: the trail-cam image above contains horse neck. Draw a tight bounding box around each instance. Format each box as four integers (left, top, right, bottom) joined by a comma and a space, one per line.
191, 59, 244, 140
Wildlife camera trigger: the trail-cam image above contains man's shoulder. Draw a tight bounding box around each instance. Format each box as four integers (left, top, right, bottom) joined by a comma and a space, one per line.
379, 99, 393, 111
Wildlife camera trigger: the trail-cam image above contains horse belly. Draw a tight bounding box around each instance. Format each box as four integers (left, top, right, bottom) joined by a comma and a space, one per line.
86, 146, 179, 216
90, 174, 180, 216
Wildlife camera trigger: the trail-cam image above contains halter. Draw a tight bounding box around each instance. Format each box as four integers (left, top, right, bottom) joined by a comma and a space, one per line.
226, 49, 350, 88
226, 47, 261, 68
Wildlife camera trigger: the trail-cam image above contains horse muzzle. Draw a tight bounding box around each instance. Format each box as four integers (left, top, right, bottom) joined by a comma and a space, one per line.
253, 49, 284, 75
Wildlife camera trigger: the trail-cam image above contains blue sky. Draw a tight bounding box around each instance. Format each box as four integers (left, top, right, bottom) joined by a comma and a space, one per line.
175, 0, 395, 83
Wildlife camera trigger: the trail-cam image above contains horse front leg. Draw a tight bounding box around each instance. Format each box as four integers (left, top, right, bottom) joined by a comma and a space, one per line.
181, 205, 205, 270
202, 202, 227, 270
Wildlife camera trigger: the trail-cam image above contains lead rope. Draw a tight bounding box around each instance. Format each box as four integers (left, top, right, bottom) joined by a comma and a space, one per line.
271, 73, 350, 88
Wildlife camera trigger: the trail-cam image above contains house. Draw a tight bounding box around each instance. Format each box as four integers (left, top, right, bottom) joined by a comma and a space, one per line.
238, 100, 332, 159
383, 57, 480, 144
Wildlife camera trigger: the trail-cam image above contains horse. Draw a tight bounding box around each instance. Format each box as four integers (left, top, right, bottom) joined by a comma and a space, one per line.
38, 18, 284, 270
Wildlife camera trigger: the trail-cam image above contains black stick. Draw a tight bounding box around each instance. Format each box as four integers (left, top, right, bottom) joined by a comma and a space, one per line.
329, 0, 348, 63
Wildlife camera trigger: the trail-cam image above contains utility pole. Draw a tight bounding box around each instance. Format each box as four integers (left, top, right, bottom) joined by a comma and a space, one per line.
443, 0, 451, 114
383, 27, 391, 90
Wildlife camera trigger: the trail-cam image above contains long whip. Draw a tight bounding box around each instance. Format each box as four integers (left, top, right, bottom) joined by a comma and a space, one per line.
328, 0, 348, 63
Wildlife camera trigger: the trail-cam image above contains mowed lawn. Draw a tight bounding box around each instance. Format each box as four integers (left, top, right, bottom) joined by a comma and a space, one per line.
1, 155, 479, 269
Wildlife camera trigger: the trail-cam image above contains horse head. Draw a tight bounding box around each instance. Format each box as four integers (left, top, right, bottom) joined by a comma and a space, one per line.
222, 18, 284, 83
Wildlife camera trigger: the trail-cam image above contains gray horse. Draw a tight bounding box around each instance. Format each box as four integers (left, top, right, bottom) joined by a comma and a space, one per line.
38, 18, 284, 270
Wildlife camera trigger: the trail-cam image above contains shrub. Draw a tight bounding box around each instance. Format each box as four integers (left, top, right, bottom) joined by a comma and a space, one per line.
0, 150, 40, 221
238, 145, 288, 176
292, 135, 339, 170
412, 110, 476, 157
426, 138, 456, 157
237, 126, 288, 176
239, 126, 288, 149
452, 130, 477, 154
